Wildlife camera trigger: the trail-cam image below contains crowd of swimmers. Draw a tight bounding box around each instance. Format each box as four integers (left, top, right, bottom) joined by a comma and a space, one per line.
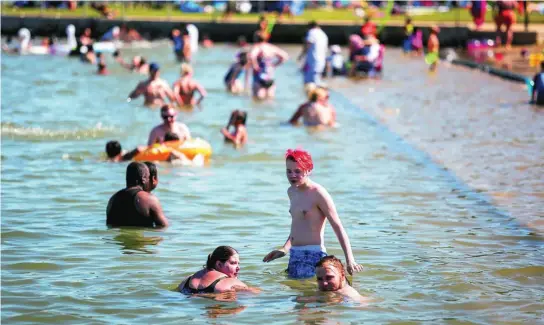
96, 21, 369, 302
11, 13, 532, 306
107, 149, 368, 303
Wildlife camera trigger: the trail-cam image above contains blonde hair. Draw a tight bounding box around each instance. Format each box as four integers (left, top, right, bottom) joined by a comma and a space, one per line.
181, 63, 193, 76
304, 83, 317, 99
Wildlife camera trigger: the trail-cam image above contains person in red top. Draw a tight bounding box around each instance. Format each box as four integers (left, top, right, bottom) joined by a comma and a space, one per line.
494, 0, 518, 49
361, 17, 377, 38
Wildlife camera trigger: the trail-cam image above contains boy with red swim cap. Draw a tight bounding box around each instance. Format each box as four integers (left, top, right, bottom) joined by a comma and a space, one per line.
263, 149, 363, 279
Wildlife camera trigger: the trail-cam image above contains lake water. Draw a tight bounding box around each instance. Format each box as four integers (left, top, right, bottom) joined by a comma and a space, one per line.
2, 43, 543, 324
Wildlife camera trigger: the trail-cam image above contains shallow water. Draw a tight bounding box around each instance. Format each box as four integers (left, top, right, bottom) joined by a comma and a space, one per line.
2, 44, 543, 324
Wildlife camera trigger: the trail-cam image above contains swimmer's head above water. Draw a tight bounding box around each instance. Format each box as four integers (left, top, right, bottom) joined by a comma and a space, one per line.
149, 62, 160, 77
160, 105, 177, 125
144, 161, 158, 193
285, 148, 313, 186
126, 161, 149, 189
105, 140, 122, 159
228, 110, 247, 126
206, 246, 240, 278
315, 255, 349, 292
180, 63, 193, 76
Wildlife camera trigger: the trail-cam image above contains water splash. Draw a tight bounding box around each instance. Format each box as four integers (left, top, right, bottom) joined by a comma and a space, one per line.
1, 122, 119, 142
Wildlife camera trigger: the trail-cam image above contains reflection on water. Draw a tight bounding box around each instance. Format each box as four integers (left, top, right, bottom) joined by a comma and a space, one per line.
1, 44, 543, 324
108, 228, 164, 254
204, 303, 247, 318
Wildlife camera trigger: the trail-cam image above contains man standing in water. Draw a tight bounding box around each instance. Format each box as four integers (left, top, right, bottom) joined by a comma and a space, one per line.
248, 33, 289, 100
127, 63, 176, 107
263, 149, 363, 279
148, 105, 191, 145
298, 21, 328, 86
107, 162, 169, 228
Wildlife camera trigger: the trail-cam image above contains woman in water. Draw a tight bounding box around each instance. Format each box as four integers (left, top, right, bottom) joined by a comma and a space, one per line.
178, 246, 256, 294
221, 110, 248, 146
315, 256, 369, 303
172, 63, 207, 108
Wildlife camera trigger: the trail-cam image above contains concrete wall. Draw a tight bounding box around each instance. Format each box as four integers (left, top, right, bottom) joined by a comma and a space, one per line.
0, 15, 537, 47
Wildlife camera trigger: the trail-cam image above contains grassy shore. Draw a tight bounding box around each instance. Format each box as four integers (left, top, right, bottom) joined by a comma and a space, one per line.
2, 3, 544, 25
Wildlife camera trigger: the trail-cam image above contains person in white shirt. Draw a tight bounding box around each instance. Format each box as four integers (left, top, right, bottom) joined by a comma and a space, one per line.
297, 21, 328, 86
325, 45, 346, 77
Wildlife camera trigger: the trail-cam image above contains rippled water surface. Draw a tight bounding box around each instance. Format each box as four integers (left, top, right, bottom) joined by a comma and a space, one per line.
2, 44, 543, 324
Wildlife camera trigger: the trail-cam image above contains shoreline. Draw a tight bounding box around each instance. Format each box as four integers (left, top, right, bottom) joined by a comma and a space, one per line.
1, 15, 538, 47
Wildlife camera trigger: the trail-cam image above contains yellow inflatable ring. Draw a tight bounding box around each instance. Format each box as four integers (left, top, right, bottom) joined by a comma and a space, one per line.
133, 138, 212, 162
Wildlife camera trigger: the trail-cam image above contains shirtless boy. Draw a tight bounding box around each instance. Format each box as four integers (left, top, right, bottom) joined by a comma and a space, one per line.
263, 149, 363, 278
127, 63, 176, 107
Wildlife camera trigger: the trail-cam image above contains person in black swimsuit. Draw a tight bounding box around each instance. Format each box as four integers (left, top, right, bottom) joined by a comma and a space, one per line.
106, 162, 169, 228
178, 246, 256, 294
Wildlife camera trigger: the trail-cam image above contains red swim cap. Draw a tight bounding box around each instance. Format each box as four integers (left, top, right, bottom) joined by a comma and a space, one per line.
285, 148, 313, 172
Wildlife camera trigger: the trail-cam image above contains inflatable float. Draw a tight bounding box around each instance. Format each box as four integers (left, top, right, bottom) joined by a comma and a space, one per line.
133, 138, 212, 162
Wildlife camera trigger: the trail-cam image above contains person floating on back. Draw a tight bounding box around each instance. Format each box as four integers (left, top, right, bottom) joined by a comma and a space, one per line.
106, 162, 169, 228
263, 149, 363, 279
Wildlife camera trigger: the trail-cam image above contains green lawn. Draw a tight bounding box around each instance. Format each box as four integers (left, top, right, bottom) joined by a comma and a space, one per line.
2, 3, 543, 25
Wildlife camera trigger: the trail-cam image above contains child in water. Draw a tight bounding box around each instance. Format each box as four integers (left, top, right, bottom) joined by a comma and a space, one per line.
224, 51, 250, 94
221, 110, 248, 146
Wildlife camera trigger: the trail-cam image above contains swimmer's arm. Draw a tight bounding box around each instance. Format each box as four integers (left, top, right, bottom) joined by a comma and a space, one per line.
297, 39, 309, 62
173, 82, 184, 106
128, 82, 144, 99
161, 82, 177, 103
288, 104, 304, 125
115, 56, 132, 70
195, 82, 207, 105
147, 128, 160, 146
274, 48, 289, 67
121, 146, 146, 161
317, 188, 358, 270
148, 195, 169, 228
221, 128, 237, 142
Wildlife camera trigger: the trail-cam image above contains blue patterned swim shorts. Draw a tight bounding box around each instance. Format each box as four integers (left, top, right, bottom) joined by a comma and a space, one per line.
287, 246, 327, 279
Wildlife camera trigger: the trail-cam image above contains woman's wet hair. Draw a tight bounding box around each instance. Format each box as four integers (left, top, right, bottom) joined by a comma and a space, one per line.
206, 246, 238, 270
105, 140, 122, 158
316, 255, 350, 285
230, 110, 247, 125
